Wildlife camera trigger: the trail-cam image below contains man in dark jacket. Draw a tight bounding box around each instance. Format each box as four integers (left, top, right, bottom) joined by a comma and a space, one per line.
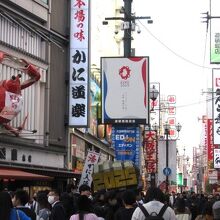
48, 189, 66, 220
12, 189, 36, 220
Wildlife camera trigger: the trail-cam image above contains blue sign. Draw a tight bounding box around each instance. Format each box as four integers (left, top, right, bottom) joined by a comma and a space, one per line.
163, 167, 172, 176
111, 126, 140, 167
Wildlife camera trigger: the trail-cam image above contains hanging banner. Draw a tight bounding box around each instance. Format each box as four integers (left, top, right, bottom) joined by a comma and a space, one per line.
101, 57, 149, 124
213, 69, 220, 144
214, 148, 220, 169
69, 0, 90, 127
78, 151, 100, 188
111, 126, 140, 167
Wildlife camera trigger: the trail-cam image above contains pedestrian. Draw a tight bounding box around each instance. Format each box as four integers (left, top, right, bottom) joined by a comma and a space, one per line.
103, 190, 121, 220
69, 195, 99, 220
60, 192, 75, 220
36, 191, 51, 220
0, 191, 31, 220
212, 200, 220, 220
12, 189, 36, 220
79, 184, 92, 198
47, 188, 66, 220
114, 190, 136, 220
131, 187, 177, 220
174, 197, 191, 220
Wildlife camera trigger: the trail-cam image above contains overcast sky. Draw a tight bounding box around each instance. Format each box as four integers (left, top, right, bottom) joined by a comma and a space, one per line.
132, 0, 215, 155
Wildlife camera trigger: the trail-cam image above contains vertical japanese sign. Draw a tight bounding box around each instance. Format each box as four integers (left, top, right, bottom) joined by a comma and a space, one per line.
101, 57, 149, 124
214, 149, 220, 169
144, 131, 157, 174
69, 0, 90, 126
213, 69, 220, 144
210, 0, 220, 63
78, 151, 100, 188
207, 119, 215, 168
111, 126, 140, 167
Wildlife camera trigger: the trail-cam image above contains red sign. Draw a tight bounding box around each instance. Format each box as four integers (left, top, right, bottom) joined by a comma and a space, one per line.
144, 131, 157, 173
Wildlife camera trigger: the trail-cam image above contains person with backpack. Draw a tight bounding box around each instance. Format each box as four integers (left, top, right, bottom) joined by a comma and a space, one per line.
131, 187, 177, 220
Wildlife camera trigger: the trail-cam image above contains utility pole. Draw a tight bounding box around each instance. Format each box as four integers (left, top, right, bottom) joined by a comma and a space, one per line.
123, 0, 132, 57
103, 0, 152, 57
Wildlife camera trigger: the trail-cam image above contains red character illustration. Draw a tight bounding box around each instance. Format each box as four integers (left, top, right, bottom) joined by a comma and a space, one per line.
0, 51, 41, 136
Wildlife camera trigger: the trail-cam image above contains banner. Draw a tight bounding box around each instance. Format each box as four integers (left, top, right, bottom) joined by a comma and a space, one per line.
213, 69, 220, 144
69, 0, 90, 126
111, 126, 140, 167
144, 130, 157, 174
101, 57, 149, 124
78, 151, 100, 188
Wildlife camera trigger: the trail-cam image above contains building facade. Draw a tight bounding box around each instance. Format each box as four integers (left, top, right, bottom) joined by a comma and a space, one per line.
0, 0, 114, 193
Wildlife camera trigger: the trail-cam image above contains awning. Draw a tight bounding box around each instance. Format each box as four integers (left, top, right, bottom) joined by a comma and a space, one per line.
0, 168, 53, 180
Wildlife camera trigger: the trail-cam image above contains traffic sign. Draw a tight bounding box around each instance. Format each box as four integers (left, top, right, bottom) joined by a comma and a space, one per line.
163, 167, 172, 176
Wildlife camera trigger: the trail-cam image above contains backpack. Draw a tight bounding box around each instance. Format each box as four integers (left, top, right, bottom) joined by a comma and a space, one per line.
139, 204, 168, 220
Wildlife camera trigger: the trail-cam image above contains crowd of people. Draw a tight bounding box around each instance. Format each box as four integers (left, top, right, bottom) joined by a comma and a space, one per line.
1, 185, 220, 220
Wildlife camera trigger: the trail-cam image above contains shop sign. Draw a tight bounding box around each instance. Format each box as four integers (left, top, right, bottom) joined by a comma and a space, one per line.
69, 0, 90, 127
78, 151, 100, 188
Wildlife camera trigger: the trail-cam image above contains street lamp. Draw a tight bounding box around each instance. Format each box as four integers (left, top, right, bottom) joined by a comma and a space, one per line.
150, 85, 159, 111
163, 122, 182, 193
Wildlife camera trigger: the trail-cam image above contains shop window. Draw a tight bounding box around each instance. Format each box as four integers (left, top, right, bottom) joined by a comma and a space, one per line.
11, 149, 17, 161
0, 148, 6, 159
22, 155, 26, 162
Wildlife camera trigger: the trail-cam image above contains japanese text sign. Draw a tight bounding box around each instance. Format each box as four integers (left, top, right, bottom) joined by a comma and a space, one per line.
111, 126, 140, 167
78, 150, 100, 188
69, 0, 90, 126
144, 131, 157, 173
213, 69, 220, 144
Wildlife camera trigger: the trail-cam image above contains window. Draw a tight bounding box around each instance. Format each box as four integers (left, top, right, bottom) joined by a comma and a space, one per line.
0, 148, 6, 159
11, 149, 17, 161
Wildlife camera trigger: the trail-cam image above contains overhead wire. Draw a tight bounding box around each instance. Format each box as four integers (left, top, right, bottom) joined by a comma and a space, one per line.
137, 19, 213, 70
137, 17, 216, 110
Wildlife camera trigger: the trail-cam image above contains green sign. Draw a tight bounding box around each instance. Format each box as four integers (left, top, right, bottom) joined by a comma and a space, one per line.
177, 173, 183, 186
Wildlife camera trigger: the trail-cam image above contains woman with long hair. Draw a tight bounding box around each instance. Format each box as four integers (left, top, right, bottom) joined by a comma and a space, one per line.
0, 191, 31, 220
174, 197, 191, 220
69, 195, 98, 220
37, 191, 51, 220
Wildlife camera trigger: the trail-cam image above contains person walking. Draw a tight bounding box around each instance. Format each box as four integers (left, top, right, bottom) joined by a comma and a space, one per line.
114, 190, 136, 220
36, 191, 51, 220
47, 189, 66, 220
12, 189, 36, 220
69, 195, 99, 220
131, 187, 177, 220
174, 197, 191, 220
0, 191, 31, 220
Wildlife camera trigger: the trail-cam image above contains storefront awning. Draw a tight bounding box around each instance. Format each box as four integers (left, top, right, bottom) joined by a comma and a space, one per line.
0, 168, 53, 180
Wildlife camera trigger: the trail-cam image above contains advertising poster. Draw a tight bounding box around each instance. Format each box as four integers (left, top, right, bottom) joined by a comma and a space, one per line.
101, 57, 149, 124
111, 126, 140, 167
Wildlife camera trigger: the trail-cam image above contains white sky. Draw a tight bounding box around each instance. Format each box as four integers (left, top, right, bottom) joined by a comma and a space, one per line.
132, 0, 214, 155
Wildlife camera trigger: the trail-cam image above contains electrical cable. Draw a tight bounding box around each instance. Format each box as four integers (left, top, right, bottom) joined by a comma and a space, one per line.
137, 19, 214, 70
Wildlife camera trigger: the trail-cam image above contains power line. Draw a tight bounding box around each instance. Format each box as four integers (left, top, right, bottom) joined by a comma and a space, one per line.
137, 19, 213, 70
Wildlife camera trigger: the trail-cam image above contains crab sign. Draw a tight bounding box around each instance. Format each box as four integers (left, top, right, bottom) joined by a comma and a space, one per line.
0, 51, 41, 136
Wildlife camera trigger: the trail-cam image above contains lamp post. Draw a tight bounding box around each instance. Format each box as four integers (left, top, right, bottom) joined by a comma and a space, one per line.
163, 122, 182, 193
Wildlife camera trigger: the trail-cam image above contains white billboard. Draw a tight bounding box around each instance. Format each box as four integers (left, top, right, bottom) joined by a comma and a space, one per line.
101, 57, 149, 124
69, 0, 90, 127
158, 140, 177, 185
213, 69, 220, 144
